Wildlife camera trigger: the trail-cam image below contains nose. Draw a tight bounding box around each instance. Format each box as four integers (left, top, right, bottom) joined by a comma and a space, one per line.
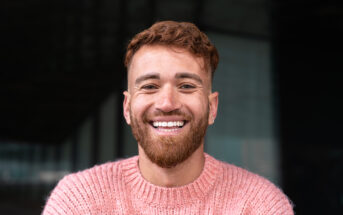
155, 85, 181, 113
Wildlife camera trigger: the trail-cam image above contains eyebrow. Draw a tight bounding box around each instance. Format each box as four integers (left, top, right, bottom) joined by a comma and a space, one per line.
135, 73, 160, 85
175, 72, 203, 84
134, 72, 203, 85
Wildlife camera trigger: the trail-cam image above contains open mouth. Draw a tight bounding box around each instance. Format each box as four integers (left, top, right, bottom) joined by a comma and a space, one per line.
150, 121, 187, 132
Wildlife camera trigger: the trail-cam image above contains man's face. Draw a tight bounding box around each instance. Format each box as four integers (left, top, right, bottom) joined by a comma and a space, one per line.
123, 45, 218, 168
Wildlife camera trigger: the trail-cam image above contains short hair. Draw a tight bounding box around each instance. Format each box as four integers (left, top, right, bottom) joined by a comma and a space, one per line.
124, 21, 219, 78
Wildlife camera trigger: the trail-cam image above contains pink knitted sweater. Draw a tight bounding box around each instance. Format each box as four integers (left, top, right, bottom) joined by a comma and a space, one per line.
42, 154, 293, 214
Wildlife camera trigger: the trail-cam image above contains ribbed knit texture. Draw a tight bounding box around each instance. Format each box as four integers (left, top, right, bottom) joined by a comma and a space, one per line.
42, 154, 294, 214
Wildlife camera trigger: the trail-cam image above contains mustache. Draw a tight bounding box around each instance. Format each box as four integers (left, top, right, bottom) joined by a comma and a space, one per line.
143, 110, 192, 122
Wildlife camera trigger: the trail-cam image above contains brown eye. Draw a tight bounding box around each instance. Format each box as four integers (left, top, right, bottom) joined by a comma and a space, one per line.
180, 84, 195, 89
141, 84, 158, 90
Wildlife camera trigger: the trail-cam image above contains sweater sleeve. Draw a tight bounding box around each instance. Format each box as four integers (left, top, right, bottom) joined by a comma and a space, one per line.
242, 176, 294, 215
42, 175, 82, 215
42, 162, 121, 215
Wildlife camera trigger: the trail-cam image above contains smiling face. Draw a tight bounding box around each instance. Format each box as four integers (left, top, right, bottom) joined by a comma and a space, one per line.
123, 45, 218, 168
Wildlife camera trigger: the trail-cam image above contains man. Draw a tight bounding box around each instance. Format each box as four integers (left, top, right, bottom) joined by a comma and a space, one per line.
43, 21, 294, 214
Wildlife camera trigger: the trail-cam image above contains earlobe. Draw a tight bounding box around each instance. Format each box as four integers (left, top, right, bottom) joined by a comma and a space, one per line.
208, 92, 219, 125
123, 91, 131, 125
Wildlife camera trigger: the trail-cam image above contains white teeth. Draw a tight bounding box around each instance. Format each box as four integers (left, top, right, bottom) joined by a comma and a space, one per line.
152, 121, 184, 128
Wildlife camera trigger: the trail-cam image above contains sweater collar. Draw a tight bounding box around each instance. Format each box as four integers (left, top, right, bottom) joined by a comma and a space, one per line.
122, 153, 220, 206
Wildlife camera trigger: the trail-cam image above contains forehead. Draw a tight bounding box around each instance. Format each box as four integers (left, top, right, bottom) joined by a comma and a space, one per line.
128, 45, 208, 81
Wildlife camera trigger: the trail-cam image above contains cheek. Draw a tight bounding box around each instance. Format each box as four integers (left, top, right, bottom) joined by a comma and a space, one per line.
130, 96, 153, 116
182, 94, 209, 114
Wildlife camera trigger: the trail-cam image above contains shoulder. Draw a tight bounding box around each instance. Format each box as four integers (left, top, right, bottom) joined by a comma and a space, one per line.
57, 156, 134, 192
42, 156, 137, 215
213, 158, 294, 214
219, 160, 277, 189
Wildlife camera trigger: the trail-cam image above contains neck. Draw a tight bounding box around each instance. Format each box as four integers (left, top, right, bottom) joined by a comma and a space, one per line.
138, 145, 205, 187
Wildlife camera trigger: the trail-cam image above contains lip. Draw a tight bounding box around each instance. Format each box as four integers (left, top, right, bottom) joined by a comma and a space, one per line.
152, 127, 184, 136
150, 116, 186, 121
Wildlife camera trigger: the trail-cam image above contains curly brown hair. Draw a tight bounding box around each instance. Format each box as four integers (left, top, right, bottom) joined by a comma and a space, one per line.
124, 21, 219, 79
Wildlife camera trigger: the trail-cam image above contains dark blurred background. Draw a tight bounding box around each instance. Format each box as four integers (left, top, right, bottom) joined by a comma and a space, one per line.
1, 0, 342, 214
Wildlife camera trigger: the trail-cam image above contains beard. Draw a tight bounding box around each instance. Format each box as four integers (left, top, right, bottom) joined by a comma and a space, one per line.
130, 108, 209, 168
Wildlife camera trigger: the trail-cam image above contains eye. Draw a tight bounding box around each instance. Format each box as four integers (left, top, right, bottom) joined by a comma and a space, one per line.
141, 84, 158, 90
180, 84, 196, 89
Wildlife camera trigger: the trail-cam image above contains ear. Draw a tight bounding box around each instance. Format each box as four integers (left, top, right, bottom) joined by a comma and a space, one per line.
208, 92, 219, 125
123, 91, 131, 125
